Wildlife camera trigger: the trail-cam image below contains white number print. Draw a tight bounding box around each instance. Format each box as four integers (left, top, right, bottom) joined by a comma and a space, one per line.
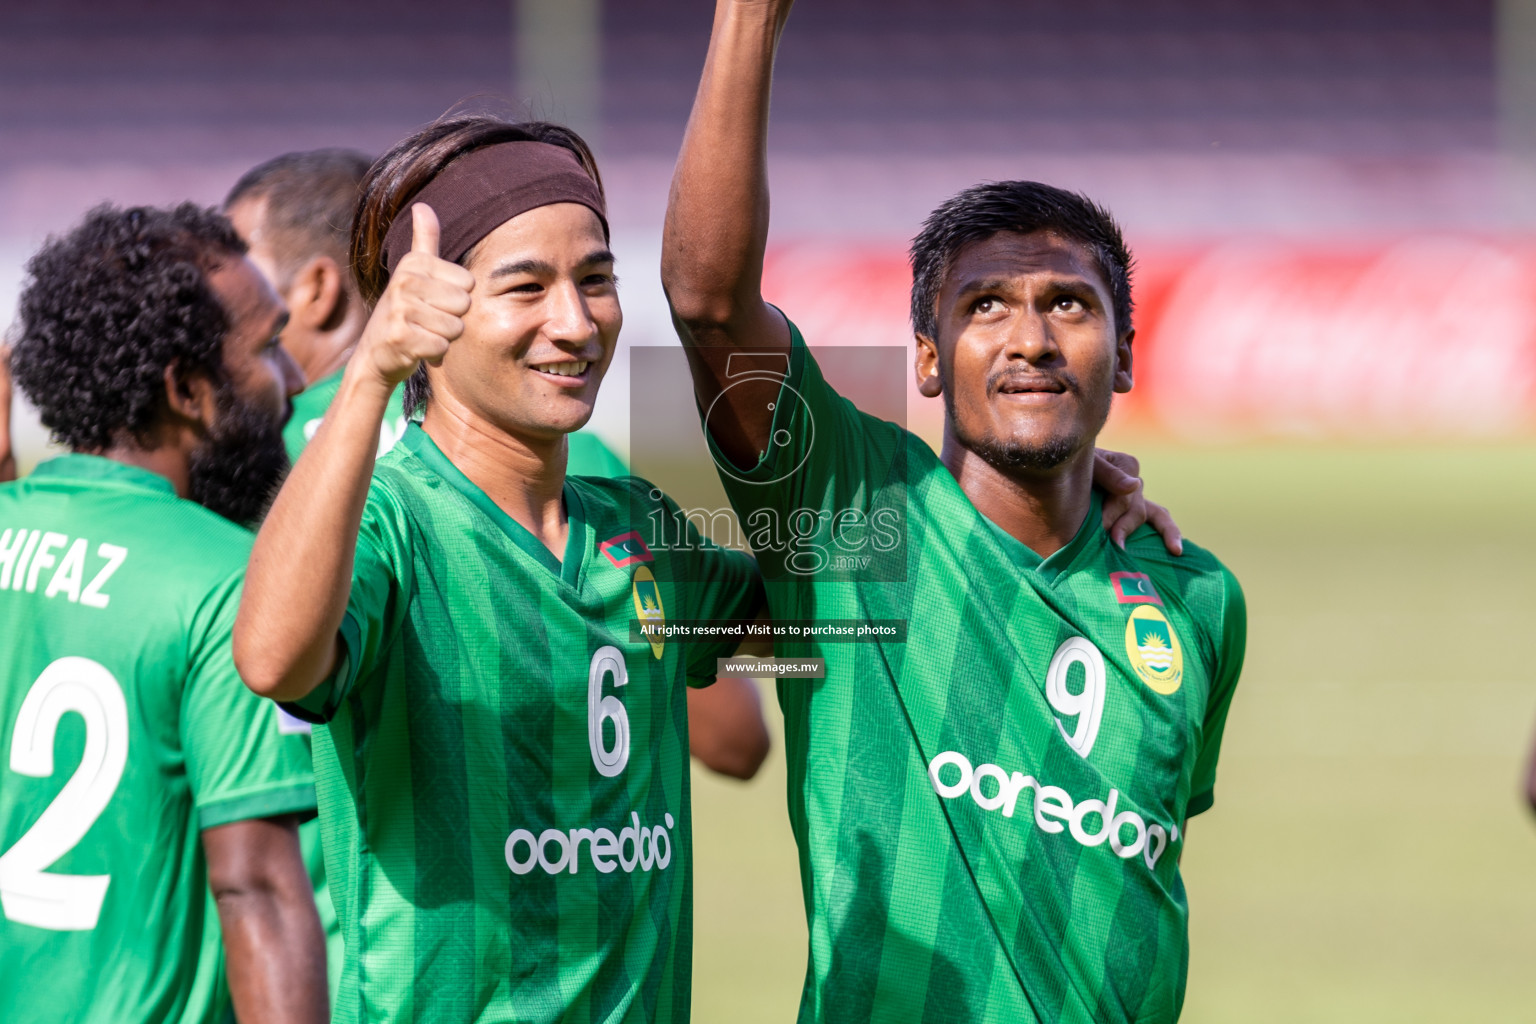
0, 657, 128, 930
1046, 637, 1107, 759
587, 646, 630, 778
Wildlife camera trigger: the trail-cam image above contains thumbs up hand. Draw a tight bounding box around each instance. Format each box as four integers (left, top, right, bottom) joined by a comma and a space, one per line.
355, 204, 476, 388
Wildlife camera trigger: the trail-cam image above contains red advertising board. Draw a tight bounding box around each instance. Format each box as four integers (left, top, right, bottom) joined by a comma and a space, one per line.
762, 238, 1536, 439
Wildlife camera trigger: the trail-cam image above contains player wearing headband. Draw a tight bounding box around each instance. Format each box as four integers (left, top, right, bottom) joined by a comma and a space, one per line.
225, 149, 768, 784
220, 145, 772, 1008
662, 2, 1246, 1021
232, 118, 764, 1023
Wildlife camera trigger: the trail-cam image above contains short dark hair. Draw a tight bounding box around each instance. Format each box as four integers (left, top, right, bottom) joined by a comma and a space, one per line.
351, 114, 603, 417
224, 148, 373, 285
909, 181, 1134, 344
10, 203, 247, 451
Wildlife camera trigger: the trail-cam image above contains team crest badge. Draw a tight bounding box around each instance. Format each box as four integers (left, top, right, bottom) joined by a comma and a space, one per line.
1124, 605, 1182, 694
631, 566, 666, 659
601, 530, 654, 569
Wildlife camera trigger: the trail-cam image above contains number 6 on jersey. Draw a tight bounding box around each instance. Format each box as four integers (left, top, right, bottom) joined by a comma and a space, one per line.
587, 646, 630, 777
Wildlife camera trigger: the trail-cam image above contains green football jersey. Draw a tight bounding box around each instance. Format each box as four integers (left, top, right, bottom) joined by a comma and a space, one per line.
0, 456, 316, 1024
283, 371, 627, 1003
283, 366, 409, 463
285, 423, 763, 1024
700, 325, 1246, 1023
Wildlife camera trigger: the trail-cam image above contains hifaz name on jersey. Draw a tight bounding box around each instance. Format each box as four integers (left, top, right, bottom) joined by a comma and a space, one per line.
0, 528, 127, 608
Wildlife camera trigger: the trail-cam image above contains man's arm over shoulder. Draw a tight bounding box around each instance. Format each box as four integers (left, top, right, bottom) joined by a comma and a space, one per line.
662, 0, 795, 469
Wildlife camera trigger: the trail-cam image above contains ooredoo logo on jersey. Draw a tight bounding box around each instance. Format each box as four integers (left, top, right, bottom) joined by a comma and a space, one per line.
928, 751, 1181, 872
505, 811, 676, 877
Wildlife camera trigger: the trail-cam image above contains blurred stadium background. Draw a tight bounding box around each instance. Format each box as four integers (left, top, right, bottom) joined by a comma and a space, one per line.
3, 1, 1535, 1019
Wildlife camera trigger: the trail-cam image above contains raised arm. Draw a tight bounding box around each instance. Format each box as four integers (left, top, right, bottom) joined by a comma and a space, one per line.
664, 1, 1183, 553
233, 206, 473, 701
662, 0, 795, 467
205, 815, 327, 1024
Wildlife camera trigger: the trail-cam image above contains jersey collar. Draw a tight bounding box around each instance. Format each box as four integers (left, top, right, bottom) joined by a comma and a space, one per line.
400, 422, 588, 588
975, 487, 1106, 584
27, 453, 177, 495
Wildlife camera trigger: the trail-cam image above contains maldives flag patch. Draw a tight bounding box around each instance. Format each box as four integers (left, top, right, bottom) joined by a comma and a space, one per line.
1110, 571, 1162, 605
600, 531, 654, 569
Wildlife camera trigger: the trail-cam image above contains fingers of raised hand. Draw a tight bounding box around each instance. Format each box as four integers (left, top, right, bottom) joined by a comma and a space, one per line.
411, 203, 440, 256
392, 253, 476, 304
403, 327, 451, 367
403, 304, 466, 346
396, 270, 473, 320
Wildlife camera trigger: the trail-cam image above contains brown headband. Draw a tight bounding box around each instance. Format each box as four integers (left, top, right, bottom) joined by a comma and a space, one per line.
381, 140, 608, 274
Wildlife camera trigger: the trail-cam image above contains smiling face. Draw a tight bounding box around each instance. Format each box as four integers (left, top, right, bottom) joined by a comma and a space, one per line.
916, 229, 1133, 473
427, 202, 620, 441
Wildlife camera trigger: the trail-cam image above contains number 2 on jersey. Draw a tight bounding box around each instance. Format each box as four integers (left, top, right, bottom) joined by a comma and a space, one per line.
587, 646, 630, 777
0, 657, 128, 930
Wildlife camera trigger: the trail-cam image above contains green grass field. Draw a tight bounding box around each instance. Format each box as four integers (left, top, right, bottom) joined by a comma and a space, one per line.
686, 443, 1536, 1022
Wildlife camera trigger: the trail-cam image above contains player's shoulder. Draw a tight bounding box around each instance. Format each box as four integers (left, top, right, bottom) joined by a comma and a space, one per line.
784, 314, 909, 442
369, 434, 422, 486
364, 436, 444, 515
568, 471, 664, 508
1124, 526, 1227, 577
13, 471, 253, 570
122, 496, 255, 605
1123, 527, 1244, 625
567, 473, 686, 541
1, 475, 252, 638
